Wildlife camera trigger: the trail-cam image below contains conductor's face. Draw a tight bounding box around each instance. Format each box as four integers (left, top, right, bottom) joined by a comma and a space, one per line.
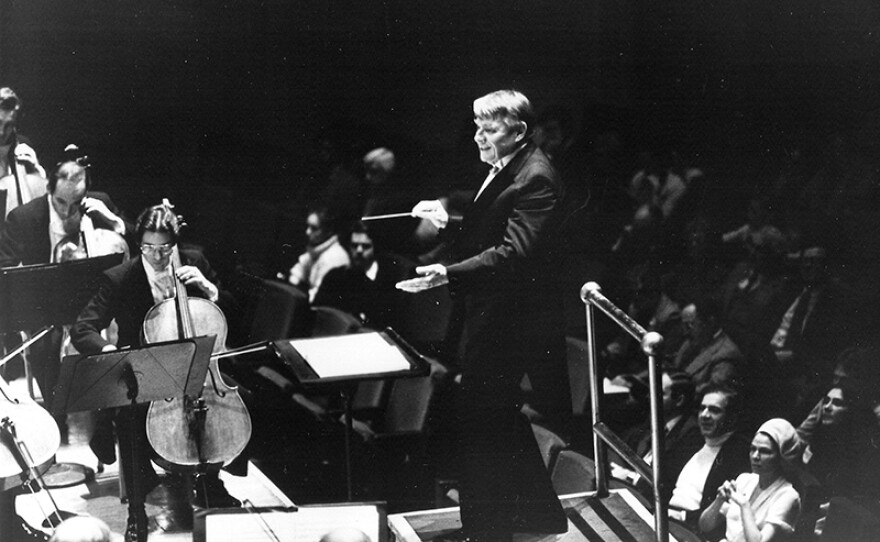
474, 117, 524, 165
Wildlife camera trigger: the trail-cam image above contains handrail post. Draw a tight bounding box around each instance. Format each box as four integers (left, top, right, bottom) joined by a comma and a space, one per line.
643, 332, 668, 542
582, 287, 608, 497
581, 282, 669, 542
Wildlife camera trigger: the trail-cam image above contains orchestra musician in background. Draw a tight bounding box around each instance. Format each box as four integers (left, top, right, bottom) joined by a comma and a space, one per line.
0, 148, 130, 417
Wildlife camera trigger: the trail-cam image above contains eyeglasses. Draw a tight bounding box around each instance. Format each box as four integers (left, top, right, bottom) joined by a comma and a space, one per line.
140, 242, 175, 256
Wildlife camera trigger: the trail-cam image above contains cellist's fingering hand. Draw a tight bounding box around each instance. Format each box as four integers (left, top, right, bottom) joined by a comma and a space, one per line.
176, 265, 219, 302
13, 142, 46, 177
81, 197, 126, 234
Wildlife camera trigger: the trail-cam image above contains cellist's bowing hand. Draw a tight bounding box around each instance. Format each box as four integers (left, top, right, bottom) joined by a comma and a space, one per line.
176, 265, 220, 302
81, 197, 125, 234
396, 264, 449, 293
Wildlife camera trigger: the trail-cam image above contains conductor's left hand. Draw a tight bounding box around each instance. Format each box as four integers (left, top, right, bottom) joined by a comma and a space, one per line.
396, 264, 448, 292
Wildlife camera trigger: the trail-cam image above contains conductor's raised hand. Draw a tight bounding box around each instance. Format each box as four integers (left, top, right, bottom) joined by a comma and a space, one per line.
411, 200, 449, 229
396, 264, 448, 293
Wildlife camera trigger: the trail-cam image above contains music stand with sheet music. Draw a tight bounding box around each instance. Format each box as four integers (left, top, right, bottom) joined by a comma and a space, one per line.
55, 336, 216, 538
194, 501, 388, 542
272, 328, 429, 501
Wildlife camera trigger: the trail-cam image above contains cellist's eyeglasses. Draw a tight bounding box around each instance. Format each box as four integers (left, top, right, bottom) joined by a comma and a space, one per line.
140, 242, 175, 256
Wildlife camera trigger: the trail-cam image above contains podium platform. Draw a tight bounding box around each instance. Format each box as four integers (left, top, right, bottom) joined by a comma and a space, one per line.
388, 489, 684, 542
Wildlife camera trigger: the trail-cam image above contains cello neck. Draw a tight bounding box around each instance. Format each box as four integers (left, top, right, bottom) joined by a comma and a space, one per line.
10, 133, 34, 206
171, 247, 195, 339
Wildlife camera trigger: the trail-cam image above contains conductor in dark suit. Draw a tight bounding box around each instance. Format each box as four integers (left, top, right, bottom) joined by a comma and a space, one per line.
400, 90, 569, 541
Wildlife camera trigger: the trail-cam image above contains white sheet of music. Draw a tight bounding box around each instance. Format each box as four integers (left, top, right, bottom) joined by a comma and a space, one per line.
289, 332, 411, 378
205, 505, 381, 541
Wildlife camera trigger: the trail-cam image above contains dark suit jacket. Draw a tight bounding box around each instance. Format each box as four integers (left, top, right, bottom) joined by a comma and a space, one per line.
0, 192, 130, 267
681, 431, 751, 533
70, 250, 215, 354
444, 141, 567, 382
612, 414, 703, 502
311, 254, 411, 330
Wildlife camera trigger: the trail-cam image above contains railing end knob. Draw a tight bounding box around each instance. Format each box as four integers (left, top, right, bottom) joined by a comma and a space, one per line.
641, 331, 664, 355
580, 281, 601, 302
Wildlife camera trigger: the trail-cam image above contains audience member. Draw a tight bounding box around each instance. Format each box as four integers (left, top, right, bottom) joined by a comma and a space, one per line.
797, 346, 880, 444
361, 147, 420, 256
801, 384, 880, 500
609, 372, 703, 502
669, 384, 751, 531
719, 220, 797, 363
312, 220, 411, 329
672, 296, 746, 395
285, 205, 350, 302
699, 418, 804, 542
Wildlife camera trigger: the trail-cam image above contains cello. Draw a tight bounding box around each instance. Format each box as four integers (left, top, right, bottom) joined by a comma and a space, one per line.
0, 130, 47, 219
0, 334, 65, 541
142, 203, 252, 471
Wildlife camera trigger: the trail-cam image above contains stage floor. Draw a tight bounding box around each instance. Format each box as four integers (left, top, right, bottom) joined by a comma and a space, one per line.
15, 410, 295, 541
388, 490, 683, 542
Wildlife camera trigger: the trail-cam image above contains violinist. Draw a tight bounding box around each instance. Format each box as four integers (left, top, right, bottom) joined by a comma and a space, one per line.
70, 204, 240, 542
0, 150, 130, 420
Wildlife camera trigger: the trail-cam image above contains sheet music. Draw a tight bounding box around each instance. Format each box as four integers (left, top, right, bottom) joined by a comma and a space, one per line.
289, 332, 411, 378
206, 505, 380, 542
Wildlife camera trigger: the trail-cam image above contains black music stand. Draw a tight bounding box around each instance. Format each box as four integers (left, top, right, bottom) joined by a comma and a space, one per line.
0, 253, 124, 335
55, 336, 215, 538
0, 253, 124, 489
272, 328, 429, 501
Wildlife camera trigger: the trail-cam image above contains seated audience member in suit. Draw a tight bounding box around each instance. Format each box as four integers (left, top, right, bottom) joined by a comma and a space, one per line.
698, 418, 804, 542
284, 205, 350, 302
672, 296, 746, 395
768, 243, 866, 418
312, 220, 411, 330
609, 371, 703, 502
70, 203, 240, 542
669, 384, 751, 534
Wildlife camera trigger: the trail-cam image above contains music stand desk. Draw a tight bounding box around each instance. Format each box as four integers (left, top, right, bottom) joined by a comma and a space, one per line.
272, 328, 429, 500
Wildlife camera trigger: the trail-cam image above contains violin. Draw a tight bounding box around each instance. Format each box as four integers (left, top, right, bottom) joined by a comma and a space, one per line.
0, 131, 47, 219
142, 204, 251, 470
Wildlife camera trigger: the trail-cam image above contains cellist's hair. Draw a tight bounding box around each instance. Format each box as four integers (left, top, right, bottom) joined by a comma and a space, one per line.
49, 145, 91, 193
136, 203, 182, 242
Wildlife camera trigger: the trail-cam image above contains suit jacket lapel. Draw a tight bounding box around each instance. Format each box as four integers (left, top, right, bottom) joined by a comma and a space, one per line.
35, 196, 51, 262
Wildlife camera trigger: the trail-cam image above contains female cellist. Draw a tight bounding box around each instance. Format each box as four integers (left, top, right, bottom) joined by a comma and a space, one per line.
69, 203, 244, 542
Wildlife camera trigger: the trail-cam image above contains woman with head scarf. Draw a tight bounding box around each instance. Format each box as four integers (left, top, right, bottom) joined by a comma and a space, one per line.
699, 418, 804, 542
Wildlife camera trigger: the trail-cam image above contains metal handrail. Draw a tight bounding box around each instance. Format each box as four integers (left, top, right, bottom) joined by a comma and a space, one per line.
580, 281, 669, 542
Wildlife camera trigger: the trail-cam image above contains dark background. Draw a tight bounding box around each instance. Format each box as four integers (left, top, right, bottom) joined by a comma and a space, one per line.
3, 0, 879, 272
